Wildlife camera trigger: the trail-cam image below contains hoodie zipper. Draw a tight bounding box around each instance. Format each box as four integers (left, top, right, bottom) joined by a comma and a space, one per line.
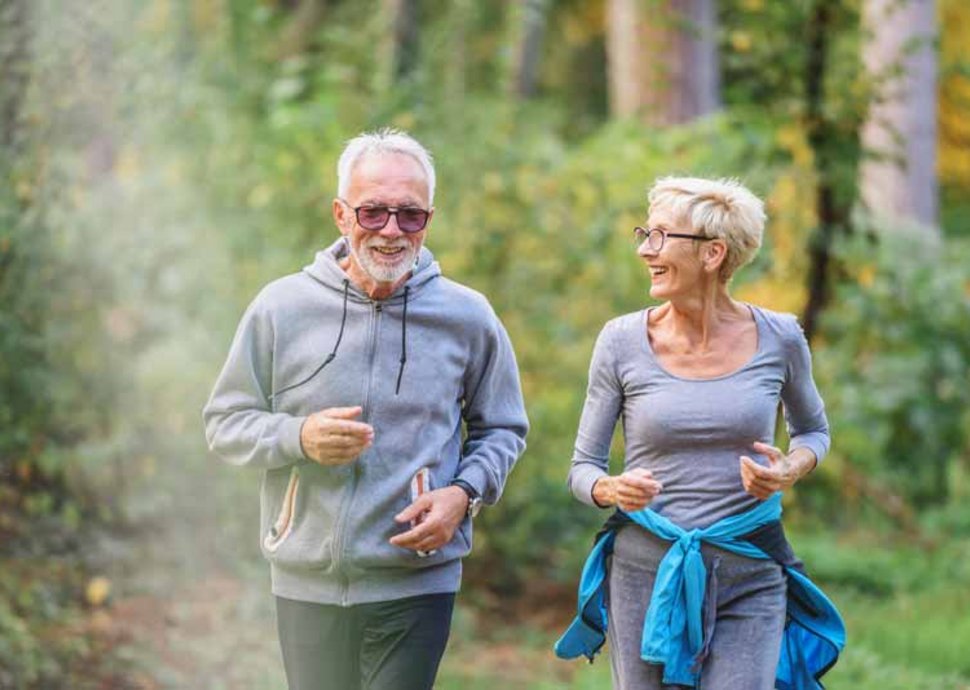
330, 300, 382, 606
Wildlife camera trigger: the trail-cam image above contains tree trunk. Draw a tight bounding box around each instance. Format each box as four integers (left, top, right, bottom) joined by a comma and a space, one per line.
859, 0, 939, 231
606, 0, 718, 124
0, 0, 30, 152
510, 0, 551, 99
277, 0, 327, 59
384, 0, 420, 84
801, 0, 858, 341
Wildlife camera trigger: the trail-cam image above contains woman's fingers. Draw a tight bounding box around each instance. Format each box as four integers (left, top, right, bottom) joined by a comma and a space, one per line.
619, 470, 662, 492
615, 470, 663, 510
751, 441, 784, 466
740, 456, 780, 499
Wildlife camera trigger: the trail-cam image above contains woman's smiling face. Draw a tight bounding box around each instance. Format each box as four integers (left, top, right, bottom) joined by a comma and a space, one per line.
638, 205, 707, 300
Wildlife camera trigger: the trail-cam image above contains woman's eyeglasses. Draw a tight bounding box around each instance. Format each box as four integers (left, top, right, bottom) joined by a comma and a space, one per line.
340, 198, 430, 234
633, 226, 713, 251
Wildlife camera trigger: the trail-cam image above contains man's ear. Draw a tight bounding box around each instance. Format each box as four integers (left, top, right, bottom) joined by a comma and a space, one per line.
333, 198, 351, 236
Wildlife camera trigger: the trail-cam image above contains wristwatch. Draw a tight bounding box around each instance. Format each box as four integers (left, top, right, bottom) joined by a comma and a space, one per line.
450, 479, 483, 519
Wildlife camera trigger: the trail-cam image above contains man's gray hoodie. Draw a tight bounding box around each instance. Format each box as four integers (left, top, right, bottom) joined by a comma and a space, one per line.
203, 239, 528, 606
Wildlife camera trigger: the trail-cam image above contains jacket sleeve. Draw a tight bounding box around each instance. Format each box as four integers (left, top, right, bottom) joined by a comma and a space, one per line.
456, 310, 529, 505
781, 317, 830, 464
568, 322, 623, 507
202, 296, 307, 470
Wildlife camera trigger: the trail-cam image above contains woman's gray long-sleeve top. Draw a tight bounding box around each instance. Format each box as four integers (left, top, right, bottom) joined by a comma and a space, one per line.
568, 305, 830, 529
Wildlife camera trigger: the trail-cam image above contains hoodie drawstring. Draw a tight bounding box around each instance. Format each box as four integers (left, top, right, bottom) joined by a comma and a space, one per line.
269, 279, 350, 405
395, 286, 409, 395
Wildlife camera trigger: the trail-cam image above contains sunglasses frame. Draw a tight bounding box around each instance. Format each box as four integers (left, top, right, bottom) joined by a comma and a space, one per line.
339, 198, 431, 234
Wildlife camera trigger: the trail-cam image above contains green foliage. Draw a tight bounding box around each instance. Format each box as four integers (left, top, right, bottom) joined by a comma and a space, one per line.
790, 530, 970, 685
0, 4, 133, 534
1, 0, 969, 685
815, 231, 970, 509
0, 560, 103, 689
0, 598, 42, 688
0, 182, 48, 469
830, 646, 970, 690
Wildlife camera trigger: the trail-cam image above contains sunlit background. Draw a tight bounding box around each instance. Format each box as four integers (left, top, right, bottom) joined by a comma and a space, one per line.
1, 0, 969, 688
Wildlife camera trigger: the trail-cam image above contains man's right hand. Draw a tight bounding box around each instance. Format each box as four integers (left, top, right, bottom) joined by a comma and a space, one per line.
299, 406, 374, 466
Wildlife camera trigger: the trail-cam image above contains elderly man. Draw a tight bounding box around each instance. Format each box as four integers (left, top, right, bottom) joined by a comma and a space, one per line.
203, 129, 528, 690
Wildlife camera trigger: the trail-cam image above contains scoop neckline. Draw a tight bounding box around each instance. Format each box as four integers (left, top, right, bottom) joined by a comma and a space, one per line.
640, 304, 764, 382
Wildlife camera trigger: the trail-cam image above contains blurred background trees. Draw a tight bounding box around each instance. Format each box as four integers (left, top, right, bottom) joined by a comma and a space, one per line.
1, 0, 969, 687
860, 0, 938, 229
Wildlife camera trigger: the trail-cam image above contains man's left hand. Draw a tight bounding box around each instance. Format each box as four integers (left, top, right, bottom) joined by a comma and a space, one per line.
390, 486, 469, 553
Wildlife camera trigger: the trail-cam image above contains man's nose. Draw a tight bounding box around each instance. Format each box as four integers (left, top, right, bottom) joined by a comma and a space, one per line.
379, 212, 404, 237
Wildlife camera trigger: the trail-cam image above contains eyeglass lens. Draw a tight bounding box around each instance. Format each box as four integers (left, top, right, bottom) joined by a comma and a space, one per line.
357, 206, 429, 233
634, 227, 663, 250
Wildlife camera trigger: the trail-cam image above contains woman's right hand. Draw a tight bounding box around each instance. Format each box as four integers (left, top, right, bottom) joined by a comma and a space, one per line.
592, 468, 663, 512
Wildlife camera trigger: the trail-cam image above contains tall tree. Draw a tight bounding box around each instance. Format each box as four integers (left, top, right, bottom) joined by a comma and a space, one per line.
801, 0, 864, 340
859, 0, 939, 230
384, 0, 420, 84
605, 0, 718, 124
510, 0, 551, 99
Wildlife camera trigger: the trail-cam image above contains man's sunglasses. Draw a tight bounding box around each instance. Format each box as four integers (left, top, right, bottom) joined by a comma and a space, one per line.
339, 198, 431, 234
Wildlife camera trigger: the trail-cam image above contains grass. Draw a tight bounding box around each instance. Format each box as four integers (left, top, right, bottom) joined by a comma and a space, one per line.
435, 532, 970, 690
438, 614, 970, 690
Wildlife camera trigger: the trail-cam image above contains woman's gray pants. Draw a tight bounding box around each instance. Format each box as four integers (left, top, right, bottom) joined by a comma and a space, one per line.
606, 525, 787, 690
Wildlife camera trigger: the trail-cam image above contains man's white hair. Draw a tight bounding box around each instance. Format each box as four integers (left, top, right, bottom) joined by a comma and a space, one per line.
647, 176, 766, 281
337, 128, 436, 204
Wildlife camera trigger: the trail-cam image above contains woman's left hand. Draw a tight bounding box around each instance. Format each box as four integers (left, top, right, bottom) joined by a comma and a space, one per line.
739, 442, 816, 500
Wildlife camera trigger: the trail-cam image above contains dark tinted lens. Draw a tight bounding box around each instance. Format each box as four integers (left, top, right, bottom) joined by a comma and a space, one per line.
357, 206, 390, 230
397, 208, 429, 233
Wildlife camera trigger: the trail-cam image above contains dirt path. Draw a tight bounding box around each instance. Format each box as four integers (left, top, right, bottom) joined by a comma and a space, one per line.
91, 571, 283, 690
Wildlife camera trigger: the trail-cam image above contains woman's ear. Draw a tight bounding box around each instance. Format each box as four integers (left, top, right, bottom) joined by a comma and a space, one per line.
703, 239, 728, 275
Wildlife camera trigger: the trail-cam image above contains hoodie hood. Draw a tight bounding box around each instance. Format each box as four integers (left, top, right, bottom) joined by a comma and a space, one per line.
303, 237, 442, 303
294, 238, 442, 398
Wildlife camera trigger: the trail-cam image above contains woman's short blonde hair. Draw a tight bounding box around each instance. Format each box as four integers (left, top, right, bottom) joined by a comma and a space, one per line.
647, 176, 766, 281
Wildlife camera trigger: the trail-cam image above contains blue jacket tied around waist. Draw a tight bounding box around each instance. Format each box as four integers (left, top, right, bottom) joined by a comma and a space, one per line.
555, 494, 845, 689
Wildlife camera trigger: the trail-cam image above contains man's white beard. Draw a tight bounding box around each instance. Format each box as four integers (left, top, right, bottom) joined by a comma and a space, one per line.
349, 237, 418, 284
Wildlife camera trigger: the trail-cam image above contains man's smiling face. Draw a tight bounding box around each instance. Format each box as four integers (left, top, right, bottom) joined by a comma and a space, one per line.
334, 152, 433, 298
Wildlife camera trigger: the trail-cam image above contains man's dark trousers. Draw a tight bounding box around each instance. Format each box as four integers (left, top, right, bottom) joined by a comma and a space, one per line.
276, 592, 455, 690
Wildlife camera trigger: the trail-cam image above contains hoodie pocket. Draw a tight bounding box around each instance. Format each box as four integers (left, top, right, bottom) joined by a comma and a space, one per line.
264, 466, 300, 553
260, 463, 345, 569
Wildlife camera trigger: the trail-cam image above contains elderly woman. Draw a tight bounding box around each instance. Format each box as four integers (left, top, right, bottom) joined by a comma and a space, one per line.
555, 177, 844, 689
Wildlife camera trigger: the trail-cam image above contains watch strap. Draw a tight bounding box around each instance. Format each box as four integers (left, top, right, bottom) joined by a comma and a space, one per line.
450, 478, 482, 518
450, 478, 480, 500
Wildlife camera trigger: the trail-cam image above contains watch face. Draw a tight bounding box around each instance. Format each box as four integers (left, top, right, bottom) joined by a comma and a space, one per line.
468, 497, 483, 519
